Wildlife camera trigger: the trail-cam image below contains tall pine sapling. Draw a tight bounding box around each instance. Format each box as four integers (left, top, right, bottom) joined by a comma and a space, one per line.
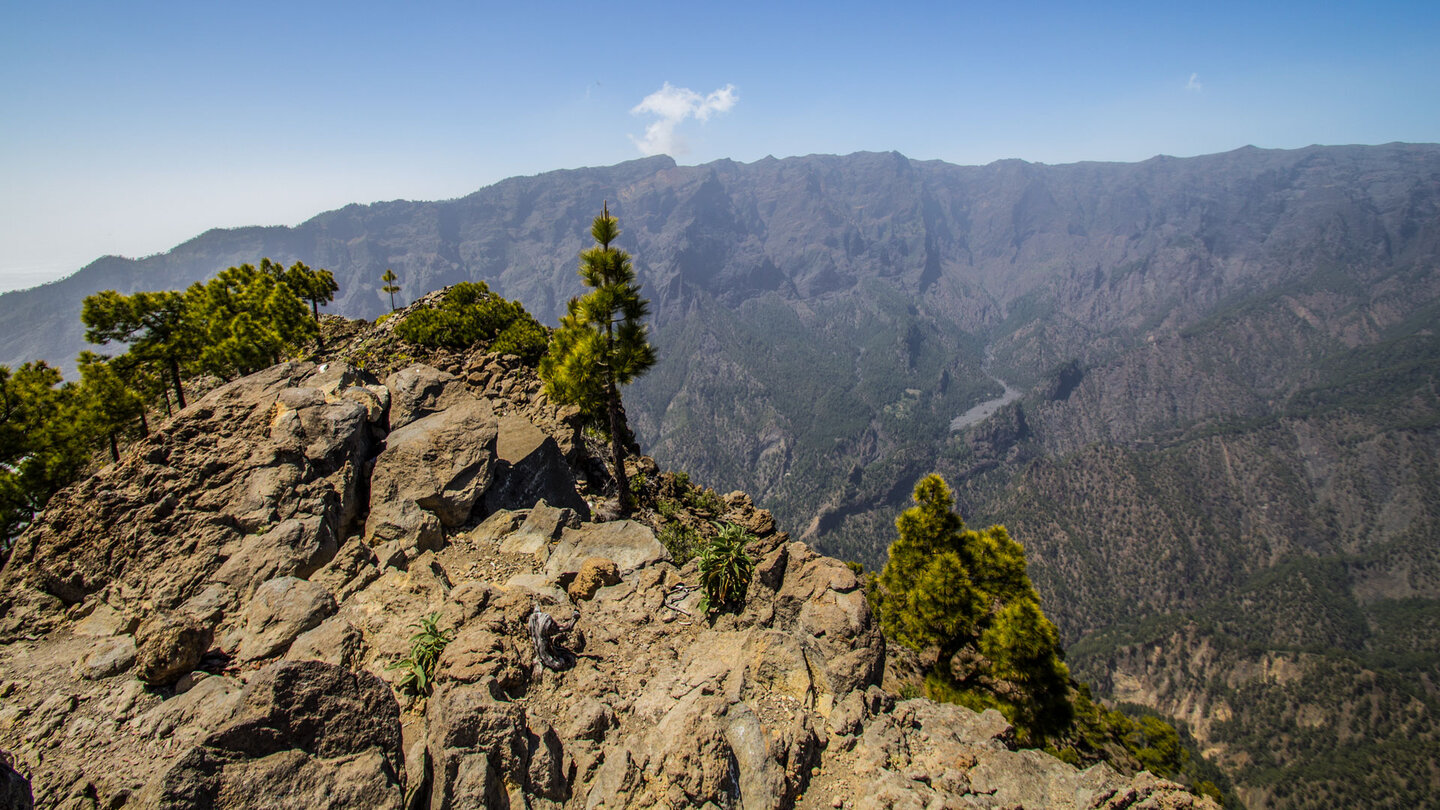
381, 269, 401, 312
540, 203, 657, 513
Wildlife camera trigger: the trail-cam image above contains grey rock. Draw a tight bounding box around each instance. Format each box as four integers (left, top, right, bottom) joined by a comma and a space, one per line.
211, 517, 338, 600
544, 520, 668, 578
498, 499, 579, 557
178, 583, 237, 625
235, 577, 337, 662
726, 703, 787, 810
71, 602, 138, 637
135, 613, 213, 686
78, 634, 137, 680
384, 364, 470, 430
425, 684, 529, 810
483, 414, 590, 518
369, 397, 498, 528
364, 500, 442, 560
141, 661, 404, 809
285, 616, 364, 668
465, 509, 525, 546
132, 674, 244, 744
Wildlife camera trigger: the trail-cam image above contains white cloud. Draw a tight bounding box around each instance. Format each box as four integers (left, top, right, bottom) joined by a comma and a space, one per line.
629, 83, 737, 156
1186, 72, 1203, 92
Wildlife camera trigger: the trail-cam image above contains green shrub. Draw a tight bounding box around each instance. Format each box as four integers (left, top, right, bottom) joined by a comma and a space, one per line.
659, 522, 700, 565
490, 315, 549, 364
394, 282, 548, 361
697, 522, 755, 613
386, 612, 454, 696
629, 472, 649, 500
688, 487, 725, 516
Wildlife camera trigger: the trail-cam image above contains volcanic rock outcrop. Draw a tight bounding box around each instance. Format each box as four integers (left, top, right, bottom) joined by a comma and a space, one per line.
0, 351, 1212, 809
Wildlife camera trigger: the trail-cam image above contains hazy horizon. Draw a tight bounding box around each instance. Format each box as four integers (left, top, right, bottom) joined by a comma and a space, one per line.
5, 0, 1438, 290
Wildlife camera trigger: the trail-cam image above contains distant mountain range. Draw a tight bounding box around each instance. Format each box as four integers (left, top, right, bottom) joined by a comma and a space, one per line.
4, 143, 1439, 807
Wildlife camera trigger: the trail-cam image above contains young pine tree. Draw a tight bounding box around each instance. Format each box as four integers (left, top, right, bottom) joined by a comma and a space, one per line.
878, 473, 1072, 742
540, 203, 657, 513
381, 269, 401, 312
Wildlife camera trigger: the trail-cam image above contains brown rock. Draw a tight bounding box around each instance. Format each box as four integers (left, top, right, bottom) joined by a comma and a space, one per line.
135, 613, 213, 686
235, 577, 337, 662
368, 397, 498, 528
140, 661, 405, 809
567, 558, 621, 602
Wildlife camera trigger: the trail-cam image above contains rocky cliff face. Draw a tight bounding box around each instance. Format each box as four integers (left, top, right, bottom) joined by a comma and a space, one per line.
0, 335, 1209, 809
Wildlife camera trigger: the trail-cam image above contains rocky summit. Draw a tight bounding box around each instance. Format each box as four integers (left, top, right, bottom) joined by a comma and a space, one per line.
0, 347, 1211, 809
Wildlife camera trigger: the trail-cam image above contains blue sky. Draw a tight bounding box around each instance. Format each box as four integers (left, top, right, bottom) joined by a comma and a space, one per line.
3, 0, 1438, 290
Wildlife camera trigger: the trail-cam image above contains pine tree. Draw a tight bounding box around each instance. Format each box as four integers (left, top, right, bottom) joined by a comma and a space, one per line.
877, 473, 1072, 742
81, 289, 196, 408
540, 203, 657, 513
188, 263, 317, 378
277, 259, 339, 322
381, 269, 401, 312
75, 352, 147, 462
0, 362, 89, 548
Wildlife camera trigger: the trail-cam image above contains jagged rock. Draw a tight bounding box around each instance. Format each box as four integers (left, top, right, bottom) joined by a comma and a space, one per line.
211, 516, 338, 600
0, 362, 374, 620
335, 565, 453, 667
500, 500, 580, 557
727, 702, 789, 810
544, 520, 668, 578
368, 397, 498, 529
132, 674, 245, 747
178, 583, 237, 625
234, 577, 337, 662
77, 634, 137, 679
465, 509, 526, 547
501, 574, 572, 607
285, 616, 364, 669
307, 538, 379, 603
384, 364, 471, 430
484, 414, 590, 518
135, 613, 213, 686
363, 500, 443, 565
425, 684, 559, 809
567, 557, 621, 601
139, 661, 404, 809
775, 543, 885, 701
436, 626, 528, 695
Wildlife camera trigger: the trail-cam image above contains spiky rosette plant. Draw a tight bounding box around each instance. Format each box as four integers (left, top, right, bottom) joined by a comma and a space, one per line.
697, 522, 756, 613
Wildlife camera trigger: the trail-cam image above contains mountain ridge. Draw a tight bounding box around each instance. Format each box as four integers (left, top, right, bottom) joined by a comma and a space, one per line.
3, 142, 1439, 807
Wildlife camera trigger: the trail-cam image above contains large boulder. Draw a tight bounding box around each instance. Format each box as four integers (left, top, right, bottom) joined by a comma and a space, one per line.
483, 414, 590, 518
544, 521, 668, 579
140, 661, 405, 809
0, 362, 375, 618
368, 397, 499, 531
384, 365, 471, 430
211, 517, 338, 601
233, 577, 337, 662
425, 683, 567, 809
135, 612, 213, 687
